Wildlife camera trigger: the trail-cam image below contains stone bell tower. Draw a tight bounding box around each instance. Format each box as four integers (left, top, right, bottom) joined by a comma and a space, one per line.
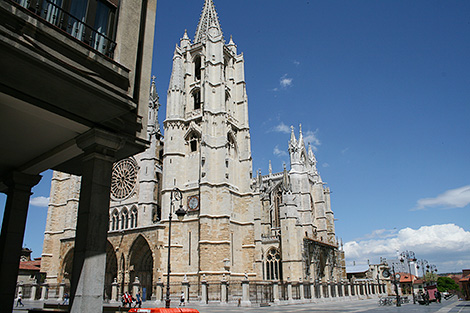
161, 0, 259, 282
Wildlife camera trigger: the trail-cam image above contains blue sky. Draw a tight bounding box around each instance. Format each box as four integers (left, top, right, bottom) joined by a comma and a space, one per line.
1, 0, 469, 273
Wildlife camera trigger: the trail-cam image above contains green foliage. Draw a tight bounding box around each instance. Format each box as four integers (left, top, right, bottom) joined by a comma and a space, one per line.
424, 272, 438, 283
437, 276, 460, 292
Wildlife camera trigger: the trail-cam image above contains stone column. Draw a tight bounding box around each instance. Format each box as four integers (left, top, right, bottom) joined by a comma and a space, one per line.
30, 282, 38, 300
273, 281, 280, 305
220, 275, 227, 304
319, 280, 324, 298
58, 282, 65, 301
325, 280, 330, 298
200, 277, 208, 304
69, 129, 123, 313
310, 279, 315, 300
299, 278, 305, 301
40, 284, 48, 300
0, 172, 41, 312
155, 278, 164, 305
347, 282, 352, 297
241, 276, 251, 307
111, 278, 119, 303
334, 279, 339, 298
287, 278, 293, 303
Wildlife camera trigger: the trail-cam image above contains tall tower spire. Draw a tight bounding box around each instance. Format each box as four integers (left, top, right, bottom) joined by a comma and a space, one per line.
194, 0, 223, 43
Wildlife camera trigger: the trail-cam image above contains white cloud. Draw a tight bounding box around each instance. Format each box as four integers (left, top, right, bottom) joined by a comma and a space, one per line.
273, 122, 290, 134
414, 185, 470, 210
293, 60, 300, 66
280, 74, 293, 88
273, 145, 287, 157
322, 163, 329, 168
343, 224, 470, 272
303, 129, 321, 150
29, 196, 50, 207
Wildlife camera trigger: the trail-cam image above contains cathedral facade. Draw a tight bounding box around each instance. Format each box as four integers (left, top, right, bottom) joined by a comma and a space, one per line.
41, 0, 345, 301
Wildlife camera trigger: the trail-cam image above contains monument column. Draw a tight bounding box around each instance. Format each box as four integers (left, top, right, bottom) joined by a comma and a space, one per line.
0, 171, 41, 312
69, 129, 123, 313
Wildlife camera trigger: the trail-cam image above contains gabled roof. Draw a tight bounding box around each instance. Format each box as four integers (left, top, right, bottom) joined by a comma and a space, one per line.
460, 274, 470, 282
19, 258, 41, 271
397, 272, 417, 283
194, 0, 223, 43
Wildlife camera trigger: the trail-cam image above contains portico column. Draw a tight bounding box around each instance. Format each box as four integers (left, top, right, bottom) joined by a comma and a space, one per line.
310, 279, 315, 300
299, 278, 305, 301
273, 281, 280, 305
69, 129, 123, 313
0, 171, 41, 312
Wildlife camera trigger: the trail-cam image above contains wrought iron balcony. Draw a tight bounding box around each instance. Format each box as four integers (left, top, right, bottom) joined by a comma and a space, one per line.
10, 0, 116, 57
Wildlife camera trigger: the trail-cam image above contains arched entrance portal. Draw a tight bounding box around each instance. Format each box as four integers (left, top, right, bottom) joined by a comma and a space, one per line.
129, 235, 153, 300
61, 248, 74, 285
105, 241, 118, 300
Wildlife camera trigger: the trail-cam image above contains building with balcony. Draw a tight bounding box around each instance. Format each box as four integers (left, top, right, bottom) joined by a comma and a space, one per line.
0, 0, 157, 311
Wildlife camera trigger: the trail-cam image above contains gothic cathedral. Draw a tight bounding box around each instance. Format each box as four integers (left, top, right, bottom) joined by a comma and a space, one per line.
41, 0, 345, 301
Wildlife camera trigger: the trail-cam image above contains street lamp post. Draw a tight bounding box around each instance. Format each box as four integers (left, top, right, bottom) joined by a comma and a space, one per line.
400, 250, 417, 304
416, 259, 429, 305
382, 260, 401, 307
165, 188, 187, 308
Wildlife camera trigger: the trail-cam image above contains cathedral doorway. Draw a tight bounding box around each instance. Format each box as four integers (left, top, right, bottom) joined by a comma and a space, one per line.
105, 241, 118, 301
129, 235, 153, 300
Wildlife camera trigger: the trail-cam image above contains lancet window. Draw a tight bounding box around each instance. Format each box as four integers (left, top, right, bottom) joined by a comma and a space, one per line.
194, 55, 201, 81
121, 208, 129, 229
265, 248, 282, 280
111, 210, 119, 231
189, 133, 200, 153
130, 207, 138, 228
192, 89, 201, 110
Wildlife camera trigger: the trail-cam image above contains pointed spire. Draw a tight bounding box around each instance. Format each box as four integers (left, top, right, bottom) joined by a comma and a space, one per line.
149, 75, 158, 106
308, 142, 316, 163
194, 0, 223, 43
268, 160, 272, 175
298, 124, 304, 148
289, 125, 297, 146
281, 163, 290, 191
227, 35, 237, 54
180, 29, 191, 48
182, 29, 190, 40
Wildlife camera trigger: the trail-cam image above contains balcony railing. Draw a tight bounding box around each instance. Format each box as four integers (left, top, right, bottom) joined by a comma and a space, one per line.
11, 0, 116, 57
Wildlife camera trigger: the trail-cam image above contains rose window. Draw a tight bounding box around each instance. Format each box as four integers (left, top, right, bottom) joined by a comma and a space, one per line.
111, 158, 138, 200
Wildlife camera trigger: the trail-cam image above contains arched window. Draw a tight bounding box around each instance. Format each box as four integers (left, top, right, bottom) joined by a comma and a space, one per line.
189, 134, 199, 152
225, 91, 230, 113
193, 89, 201, 110
131, 208, 138, 228
111, 210, 119, 230
265, 248, 282, 280
194, 56, 201, 81
121, 208, 129, 229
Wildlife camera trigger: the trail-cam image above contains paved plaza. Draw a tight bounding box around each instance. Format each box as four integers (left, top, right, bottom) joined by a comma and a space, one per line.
12, 298, 470, 313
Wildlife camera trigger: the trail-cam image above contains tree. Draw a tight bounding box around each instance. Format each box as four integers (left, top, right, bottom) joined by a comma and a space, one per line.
437, 276, 460, 292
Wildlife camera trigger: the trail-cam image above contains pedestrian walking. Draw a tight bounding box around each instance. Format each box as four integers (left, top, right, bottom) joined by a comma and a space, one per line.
135, 291, 142, 308
179, 291, 185, 306
16, 291, 24, 307
62, 292, 69, 305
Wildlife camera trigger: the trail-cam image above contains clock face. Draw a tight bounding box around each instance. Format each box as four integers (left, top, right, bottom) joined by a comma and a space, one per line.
111, 158, 138, 200
188, 195, 199, 211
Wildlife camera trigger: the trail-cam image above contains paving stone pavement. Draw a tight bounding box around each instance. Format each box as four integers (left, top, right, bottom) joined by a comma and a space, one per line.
12, 298, 470, 313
